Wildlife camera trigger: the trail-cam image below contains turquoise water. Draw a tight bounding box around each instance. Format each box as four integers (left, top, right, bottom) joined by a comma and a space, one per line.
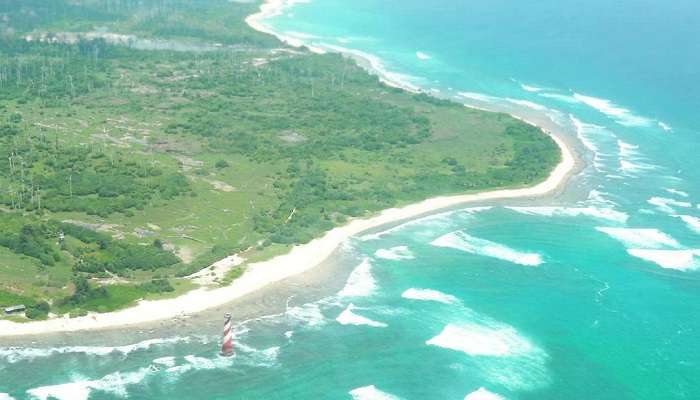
3, 0, 700, 399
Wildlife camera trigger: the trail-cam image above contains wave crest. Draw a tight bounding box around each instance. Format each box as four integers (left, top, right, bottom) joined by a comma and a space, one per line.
336, 304, 387, 328
431, 231, 543, 266
338, 259, 377, 297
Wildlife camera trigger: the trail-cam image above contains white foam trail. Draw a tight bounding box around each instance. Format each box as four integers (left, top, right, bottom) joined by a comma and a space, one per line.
320, 44, 421, 92
617, 139, 656, 174
152, 356, 176, 368
595, 227, 681, 249
416, 51, 431, 60
374, 246, 414, 261
627, 249, 700, 271
464, 388, 505, 400
0, 394, 16, 400
427, 323, 534, 356
431, 231, 543, 266
286, 302, 326, 327
586, 190, 618, 207
648, 197, 692, 214
336, 304, 387, 328
520, 83, 543, 93
665, 188, 689, 198
27, 367, 153, 400
658, 121, 673, 132
182, 354, 235, 370
401, 288, 458, 304
569, 116, 602, 153
539, 92, 580, 104
359, 206, 491, 241
569, 115, 615, 171
349, 385, 401, 400
0, 337, 191, 363
676, 215, 700, 234
506, 206, 628, 223
338, 259, 377, 297
573, 93, 652, 127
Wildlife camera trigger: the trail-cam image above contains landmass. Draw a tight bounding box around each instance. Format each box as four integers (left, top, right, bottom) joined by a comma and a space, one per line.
0, 0, 564, 334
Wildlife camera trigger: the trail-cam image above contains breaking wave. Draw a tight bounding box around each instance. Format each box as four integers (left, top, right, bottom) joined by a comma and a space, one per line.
506, 206, 628, 223
431, 231, 543, 266
676, 215, 700, 234
336, 304, 387, 328
338, 259, 377, 297
374, 246, 415, 261
359, 207, 491, 241
427, 323, 534, 357
665, 188, 689, 198
426, 319, 550, 390
647, 197, 692, 214
0, 337, 192, 364
464, 387, 505, 400
401, 288, 458, 304
617, 140, 657, 174
349, 385, 401, 400
285, 302, 327, 327
573, 93, 652, 127
27, 367, 154, 400
595, 227, 681, 249
627, 249, 700, 271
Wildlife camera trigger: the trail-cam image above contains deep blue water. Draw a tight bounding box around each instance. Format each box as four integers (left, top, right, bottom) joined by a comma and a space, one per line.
2, 1, 700, 399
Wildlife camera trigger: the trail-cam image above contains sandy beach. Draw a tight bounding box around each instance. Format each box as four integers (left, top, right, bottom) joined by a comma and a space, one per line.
0, 0, 578, 338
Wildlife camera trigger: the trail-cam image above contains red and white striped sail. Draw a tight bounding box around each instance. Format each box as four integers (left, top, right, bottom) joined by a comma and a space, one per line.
221, 313, 234, 357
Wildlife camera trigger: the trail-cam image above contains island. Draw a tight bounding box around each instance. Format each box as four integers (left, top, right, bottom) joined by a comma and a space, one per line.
0, 0, 565, 334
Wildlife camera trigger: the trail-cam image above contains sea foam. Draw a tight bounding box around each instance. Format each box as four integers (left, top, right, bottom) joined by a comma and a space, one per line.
416, 51, 431, 60
658, 121, 673, 132
336, 304, 387, 328
627, 249, 700, 271
426, 323, 534, 357
285, 302, 327, 327
676, 215, 700, 234
349, 385, 401, 400
27, 367, 153, 400
431, 231, 543, 266
464, 387, 505, 400
0, 394, 15, 400
359, 207, 491, 241
0, 337, 191, 364
506, 206, 628, 223
519, 83, 544, 93
374, 246, 415, 261
338, 259, 377, 297
647, 197, 692, 214
665, 188, 689, 198
595, 227, 681, 249
573, 93, 652, 127
617, 140, 657, 174
401, 288, 458, 304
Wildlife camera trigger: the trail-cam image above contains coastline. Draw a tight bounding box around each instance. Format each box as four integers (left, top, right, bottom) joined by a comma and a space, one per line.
0, 0, 579, 338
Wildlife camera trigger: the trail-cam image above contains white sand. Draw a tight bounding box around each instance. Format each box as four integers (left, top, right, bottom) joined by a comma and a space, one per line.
0, 1, 577, 337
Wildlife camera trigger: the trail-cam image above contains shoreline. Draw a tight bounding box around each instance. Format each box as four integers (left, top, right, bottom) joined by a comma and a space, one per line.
0, 1, 579, 338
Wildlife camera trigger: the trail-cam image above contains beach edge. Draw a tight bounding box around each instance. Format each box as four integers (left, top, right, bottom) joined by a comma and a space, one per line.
0, 0, 579, 337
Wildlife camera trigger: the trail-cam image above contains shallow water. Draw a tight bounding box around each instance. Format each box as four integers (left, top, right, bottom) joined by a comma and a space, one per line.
3, 0, 700, 399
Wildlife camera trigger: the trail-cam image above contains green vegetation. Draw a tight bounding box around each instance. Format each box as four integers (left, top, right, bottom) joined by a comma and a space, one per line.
0, 0, 560, 320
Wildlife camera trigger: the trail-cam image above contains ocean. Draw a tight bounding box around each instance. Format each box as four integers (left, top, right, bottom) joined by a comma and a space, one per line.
2, 0, 700, 398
